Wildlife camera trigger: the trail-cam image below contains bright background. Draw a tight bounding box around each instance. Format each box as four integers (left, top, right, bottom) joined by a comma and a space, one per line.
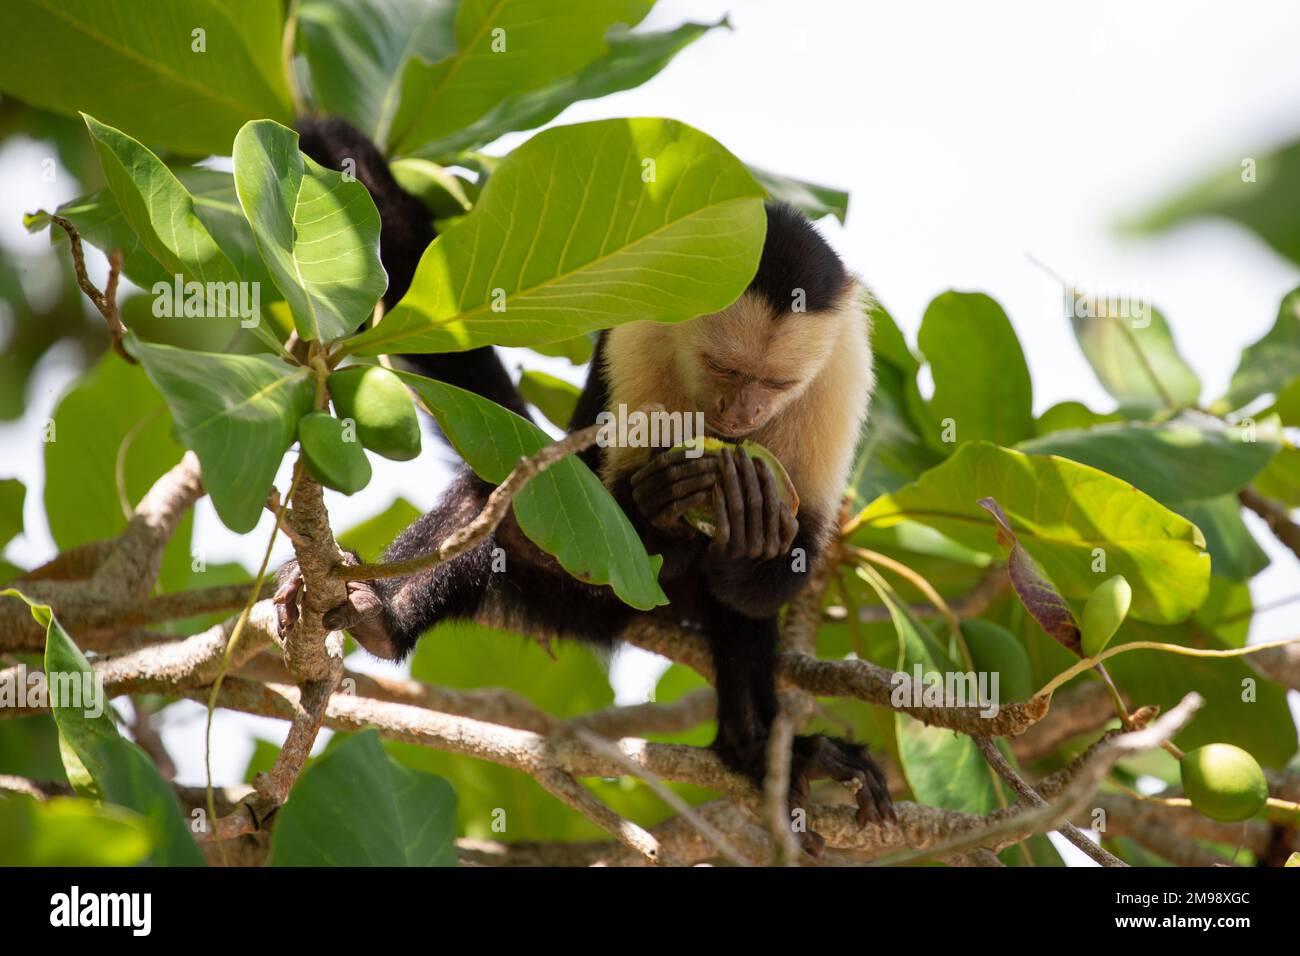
2, 0, 1298, 861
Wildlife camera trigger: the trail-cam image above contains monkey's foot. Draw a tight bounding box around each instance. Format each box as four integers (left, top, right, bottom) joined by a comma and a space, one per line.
788, 735, 895, 856
272, 564, 398, 660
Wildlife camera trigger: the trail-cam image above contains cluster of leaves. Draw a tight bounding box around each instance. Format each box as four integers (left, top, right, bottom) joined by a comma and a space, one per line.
0, 0, 1295, 866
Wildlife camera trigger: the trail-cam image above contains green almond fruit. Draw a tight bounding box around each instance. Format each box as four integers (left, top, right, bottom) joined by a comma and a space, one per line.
960, 619, 1034, 703
298, 411, 372, 496
673, 437, 798, 537
1180, 743, 1268, 822
1080, 574, 1132, 658
328, 366, 422, 461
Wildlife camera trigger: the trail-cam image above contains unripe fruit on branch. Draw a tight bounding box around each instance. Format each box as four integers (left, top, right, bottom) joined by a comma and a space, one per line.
1081, 574, 1131, 657
1180, 743, 1268, 822
328, 366, 422, 461
672, 437, 798, 537
298, 411, 372, 496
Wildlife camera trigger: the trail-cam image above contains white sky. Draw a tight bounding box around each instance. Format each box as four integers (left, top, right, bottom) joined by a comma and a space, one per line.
1, 0, 1298, 860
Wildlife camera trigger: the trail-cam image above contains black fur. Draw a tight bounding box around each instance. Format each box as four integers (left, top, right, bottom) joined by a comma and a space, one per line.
289, 121, 891, 848
748, 201, 848, 314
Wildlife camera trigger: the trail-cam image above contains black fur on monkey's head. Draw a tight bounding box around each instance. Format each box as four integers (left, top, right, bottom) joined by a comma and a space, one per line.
748, 201, 849, 316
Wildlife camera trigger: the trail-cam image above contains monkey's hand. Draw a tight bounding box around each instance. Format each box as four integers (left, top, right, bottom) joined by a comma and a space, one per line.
629, 446, 720, 534
706, 445, 798, 562
788, 735, 895, 856
273, 557, 399, 660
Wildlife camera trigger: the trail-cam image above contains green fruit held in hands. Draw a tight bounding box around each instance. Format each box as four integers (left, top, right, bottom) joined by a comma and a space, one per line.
672, 437, 798, 537
328, 366, 422, 461
298, 411, 372, 496
960, 619, 1034, 703
1180, 743, 1268, 822
1080, 574, 1132, 657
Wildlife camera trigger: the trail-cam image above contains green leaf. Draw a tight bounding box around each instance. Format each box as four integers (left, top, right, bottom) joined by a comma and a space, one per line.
1172, 497, 1269, 583
268, 730, 456, 866
390, 158, 477, 218
528, 333, 597, 365
918, 291, 1034, 447
0, 0, 292, 156
43, 355, 194, 593
400, 372, 666, 610
416, 17, 725, 161
1033, 401, 1123, 436
1254, 446, 1300, 507
1066, 289, 1200, 414
850, 442, 1210, 623
127, 336, 316, 533
0, 479, 23, 550
386, 0, 653, 156
1016, 413, 1279, 504
517, 369, 581, 428
347, 118, 765, 356
961, 619, 1034, 703
1125, 139, 1300, 267
855, 567, 1000, 814
749, 165, 849, 224
298, 0, 458, 143
233, 119, 387, 343
0, 794, 152, 866
2, 592, 205, 866
1216, 286, 1300, 412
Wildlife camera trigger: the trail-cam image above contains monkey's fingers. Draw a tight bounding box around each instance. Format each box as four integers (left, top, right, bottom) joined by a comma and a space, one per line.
734, 448, 766, 560
650, 489, 714, 529
272, 570, 302, 635
638, 471, 717, 518
717, 449, 748, 559
322, 582, 399, 660
756, 460, 782, 560
778, 507, 799, 555
706, 484, 731, 559
630, 447, 718, 487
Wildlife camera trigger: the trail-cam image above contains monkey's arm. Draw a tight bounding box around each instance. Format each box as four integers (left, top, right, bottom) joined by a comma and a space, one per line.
701, 446, 817, 618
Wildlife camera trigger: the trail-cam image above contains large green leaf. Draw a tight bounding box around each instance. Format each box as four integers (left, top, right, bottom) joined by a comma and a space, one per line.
1172, 497, 1269, 583
2, 592, 205, 866
0, 0, 291, 156
1016, 414, 1279, 504
127, 337, 315, 533
0, 794, 152, 866
517, 369, 581, 429
268, 730, 457, 866
855, 568, 1000, 814
399, 372, 666, 610
233, 120, 387, 343
414, 17, 724, 161
386, 0, 652, 156
1126, 138, 1300, 267
918, 291, 1034, 447
298, 0, 457, 143
43, 355, 194, 592
1254, 446, 1300, 507
1215, 286, 1300, 412
1065, 289, 1200, 414
849, 442, 1210, 623
347, 118, 765, 356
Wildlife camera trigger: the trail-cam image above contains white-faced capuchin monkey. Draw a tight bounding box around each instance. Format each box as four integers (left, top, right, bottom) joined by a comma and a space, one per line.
279, 118, 893, 854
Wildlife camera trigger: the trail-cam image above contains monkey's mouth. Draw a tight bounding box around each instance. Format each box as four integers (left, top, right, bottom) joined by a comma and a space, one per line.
704, 418, 761, 440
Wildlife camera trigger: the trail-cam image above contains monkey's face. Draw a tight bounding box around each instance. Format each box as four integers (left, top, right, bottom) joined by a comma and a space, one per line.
680, 292, 837, 437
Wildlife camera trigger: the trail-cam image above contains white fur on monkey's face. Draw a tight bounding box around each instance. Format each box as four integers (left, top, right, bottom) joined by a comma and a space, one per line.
678, 291, 838, 438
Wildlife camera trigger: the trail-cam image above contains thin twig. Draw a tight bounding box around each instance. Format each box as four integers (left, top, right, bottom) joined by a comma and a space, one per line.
48, 214, 133, 364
